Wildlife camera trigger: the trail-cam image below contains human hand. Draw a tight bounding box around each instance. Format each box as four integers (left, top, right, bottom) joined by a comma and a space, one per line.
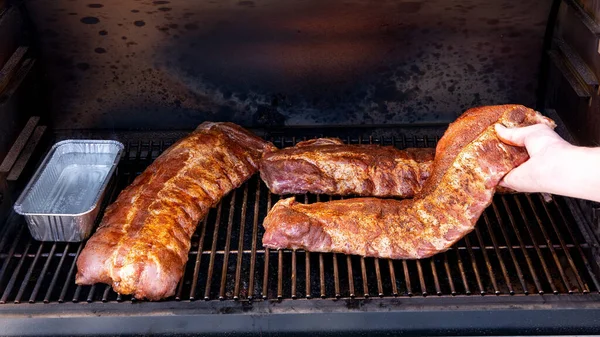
494, 123, 572, 193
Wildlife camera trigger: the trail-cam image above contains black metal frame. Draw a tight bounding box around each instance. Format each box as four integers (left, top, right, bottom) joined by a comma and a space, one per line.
1, 296, 600, 336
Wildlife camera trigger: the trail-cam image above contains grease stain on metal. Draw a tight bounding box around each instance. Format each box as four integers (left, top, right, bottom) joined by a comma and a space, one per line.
80, 16, 100, 24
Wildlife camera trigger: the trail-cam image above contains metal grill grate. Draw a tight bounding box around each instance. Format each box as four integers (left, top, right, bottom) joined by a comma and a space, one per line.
0, 134, 599, 304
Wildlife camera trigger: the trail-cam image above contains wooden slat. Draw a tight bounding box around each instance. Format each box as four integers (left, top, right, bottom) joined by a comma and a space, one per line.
0, 116, 39, 174
8, 125, 46, 181
0, 46, 27, 94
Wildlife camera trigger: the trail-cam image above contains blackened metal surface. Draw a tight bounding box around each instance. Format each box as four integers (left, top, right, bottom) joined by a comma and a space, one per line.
26, 0, 551, 129
3, 297, 600, 336
547, 0, 600, 146
0, 5, 22, 69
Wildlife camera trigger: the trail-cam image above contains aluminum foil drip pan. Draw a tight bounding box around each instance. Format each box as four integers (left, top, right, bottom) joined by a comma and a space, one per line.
13, 140, 123, 242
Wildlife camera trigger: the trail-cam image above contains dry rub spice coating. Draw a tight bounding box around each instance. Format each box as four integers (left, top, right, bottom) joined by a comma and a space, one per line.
262, 105, 555, 259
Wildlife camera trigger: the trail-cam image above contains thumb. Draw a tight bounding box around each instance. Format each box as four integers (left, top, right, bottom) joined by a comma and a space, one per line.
494, 123, 540, 147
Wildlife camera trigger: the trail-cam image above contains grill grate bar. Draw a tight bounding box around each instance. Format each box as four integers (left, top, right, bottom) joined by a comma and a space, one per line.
319, 253, 326, 298
15, 242, 44, 303
513, 196, 558, 294
219, 190, 237, 300
498, 198, 541, 294
262, 248, 270, 299
305, 252, 311, 299
482, 212, 516, 294
524, 195, 573, 292
360, 257, 369, 298
416, 260, 428, 296
291, 249, 297, 299
538, 195, 587, 292
29, 243, 57, 303
261, 191, 273, 300
430, 259, 442, 296
175, 264, 187, 300
59, 244, 82, 303
233, 183, 249, 300
277, 250, 283, 299
444, 253, 457, 295
246, 179, 261, 300
86, 285, 96, 303
375, 259, 384, 297
493, 202, 532, 293
346, 255, 355, 298
0, 225, 25, 291
203, 202, 223, 301
303, 194, 312, 299
1, 239, 32, 303
388, 259, 398, 296
402, 260, 412, 296
315, 194, 326, 299
455, 248, 471, 295
551, 197, 599, 292
44, 243, 70, 303
333, 253, 341, 298
474, 227, 500, 295
102, 285, 111, 302
0, 218, 18, 257
464, 236, 485, 295
189, 217, 208, 300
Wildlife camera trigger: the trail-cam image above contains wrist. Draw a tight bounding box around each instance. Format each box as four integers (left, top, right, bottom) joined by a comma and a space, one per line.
545, 145, 600, 202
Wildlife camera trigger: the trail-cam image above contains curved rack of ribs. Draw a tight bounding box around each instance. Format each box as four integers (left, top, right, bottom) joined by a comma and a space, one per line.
260, 138, 435, 197
261, 105, 556, 259
75, 122, 276, 300
260, 138, 517, 197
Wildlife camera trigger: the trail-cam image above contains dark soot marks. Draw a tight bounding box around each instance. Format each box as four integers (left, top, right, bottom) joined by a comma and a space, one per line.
153, 0, 170, 4
134, 20, 146, 27
94, 47, 107, 54
238, 1, 255, 7
184, 23, 198, 30
87, 4, 103, 8
80, 16, 100, 24
42, 29, 59, 38
397, 1, 422, 13
76, 63, 90, 71
131, 9, 140, 13
158, 7, 172, 12
99, 30, 108, 36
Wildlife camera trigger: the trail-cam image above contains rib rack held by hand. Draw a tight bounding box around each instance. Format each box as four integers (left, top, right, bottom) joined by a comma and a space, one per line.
261, 105, 555, 259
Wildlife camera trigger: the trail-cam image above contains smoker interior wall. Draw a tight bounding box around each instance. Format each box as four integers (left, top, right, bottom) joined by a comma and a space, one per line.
26, 0, 551, 130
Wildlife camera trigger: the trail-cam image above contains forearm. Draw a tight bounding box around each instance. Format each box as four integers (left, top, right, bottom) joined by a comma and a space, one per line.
543, 146, 600, 202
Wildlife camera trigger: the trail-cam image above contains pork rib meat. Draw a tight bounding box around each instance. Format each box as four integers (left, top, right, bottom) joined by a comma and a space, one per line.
260, 138, 435, 197
76, 122, 275, 300
261, 105, 555, 259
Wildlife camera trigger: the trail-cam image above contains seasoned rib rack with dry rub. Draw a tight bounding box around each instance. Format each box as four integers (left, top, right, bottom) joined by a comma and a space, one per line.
260, 138, 516, 197
262, 105, 556, 259
75, 122, 275, 300
260, 138, 435, 197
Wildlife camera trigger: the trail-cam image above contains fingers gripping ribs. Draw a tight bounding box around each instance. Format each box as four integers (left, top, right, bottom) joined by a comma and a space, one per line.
76, 122, 276, 300
261, 105, 556, 259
